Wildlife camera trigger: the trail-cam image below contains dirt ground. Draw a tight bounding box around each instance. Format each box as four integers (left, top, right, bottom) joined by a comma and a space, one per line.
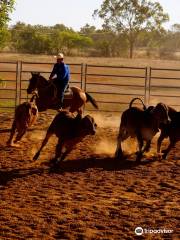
0, 112, 179, 240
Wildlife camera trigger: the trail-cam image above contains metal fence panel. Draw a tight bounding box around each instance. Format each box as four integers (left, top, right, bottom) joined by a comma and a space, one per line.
1, 61, 180, 112
149, 67, 180, 110
84, 64, 148, 112
0, 61, 18, 110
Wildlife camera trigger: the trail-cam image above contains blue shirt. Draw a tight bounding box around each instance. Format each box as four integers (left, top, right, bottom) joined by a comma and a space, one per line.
50, 62, 70, 85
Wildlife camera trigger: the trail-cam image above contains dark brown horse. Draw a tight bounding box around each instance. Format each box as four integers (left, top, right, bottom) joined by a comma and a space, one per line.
27, 73, 98, 114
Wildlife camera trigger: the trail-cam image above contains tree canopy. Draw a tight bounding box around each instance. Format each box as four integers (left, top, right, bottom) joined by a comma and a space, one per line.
0, 0, 15, 48
0, 0, 15, 28
93, 0, 169, 58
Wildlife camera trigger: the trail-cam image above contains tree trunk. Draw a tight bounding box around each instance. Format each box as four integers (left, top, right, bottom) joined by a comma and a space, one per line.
129, 40, 134, 58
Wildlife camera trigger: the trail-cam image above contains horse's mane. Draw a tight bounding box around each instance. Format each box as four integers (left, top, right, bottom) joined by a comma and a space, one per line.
39, 74, 48, 82
36, 74, 49, 86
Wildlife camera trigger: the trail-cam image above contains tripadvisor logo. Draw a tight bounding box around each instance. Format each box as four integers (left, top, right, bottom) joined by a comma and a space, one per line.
135, 226, 173, 235
135, 227, 143, 236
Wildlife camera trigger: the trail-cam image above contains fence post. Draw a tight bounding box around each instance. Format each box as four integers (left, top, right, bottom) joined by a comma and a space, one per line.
84, 64, 87, 92
144, 67, 148, 106
80, 63, 83, 89
15, 61, 19, 107
148, 67, 152, 106
19, 61, 23, 105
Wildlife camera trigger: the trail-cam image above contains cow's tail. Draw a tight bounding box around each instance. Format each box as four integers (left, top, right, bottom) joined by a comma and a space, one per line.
85, 92, 98, 109
129, 97, 146, 110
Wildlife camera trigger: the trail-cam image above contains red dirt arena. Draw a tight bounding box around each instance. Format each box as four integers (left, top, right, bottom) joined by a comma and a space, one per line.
0, 111, 179, 239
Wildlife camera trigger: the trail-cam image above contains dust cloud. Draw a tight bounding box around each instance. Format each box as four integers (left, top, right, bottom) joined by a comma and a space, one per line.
89, 112, 121, 128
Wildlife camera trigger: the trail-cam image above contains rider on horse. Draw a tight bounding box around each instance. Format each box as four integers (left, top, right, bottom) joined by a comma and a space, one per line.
49, 53, 70, 109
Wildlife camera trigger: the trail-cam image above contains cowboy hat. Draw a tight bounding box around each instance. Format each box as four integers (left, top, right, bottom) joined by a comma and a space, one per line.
54, 53, 64, 59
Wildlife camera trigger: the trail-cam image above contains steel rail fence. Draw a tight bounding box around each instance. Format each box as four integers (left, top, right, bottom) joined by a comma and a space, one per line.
0, 61, 180, 112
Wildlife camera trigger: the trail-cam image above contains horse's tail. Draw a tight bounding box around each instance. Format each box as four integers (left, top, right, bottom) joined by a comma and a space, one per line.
129, 97, 146, 110
85, 92, 98, 109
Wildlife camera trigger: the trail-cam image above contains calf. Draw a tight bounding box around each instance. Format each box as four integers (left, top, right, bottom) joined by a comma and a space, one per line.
7, 94, 38, 147
33, 110, 97, 165
115, 98, 170, 162
157, 107, 180, 159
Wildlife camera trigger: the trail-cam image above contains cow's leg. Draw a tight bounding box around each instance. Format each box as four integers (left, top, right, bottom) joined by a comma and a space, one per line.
115, 138, 123, 160
54, 139, 63, 163
136, 133, 144, 162
157, 133, 165, 154
162, 140, 176, 159
143, 140, 151, 153
33, 131, 52, 160
6, 120, 16, 146
54, 140, 74, 165
14, 128, 27, 143
115, 126, 130, 160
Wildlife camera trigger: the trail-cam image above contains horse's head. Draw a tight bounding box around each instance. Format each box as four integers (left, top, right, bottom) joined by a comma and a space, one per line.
27, 72, 40, 94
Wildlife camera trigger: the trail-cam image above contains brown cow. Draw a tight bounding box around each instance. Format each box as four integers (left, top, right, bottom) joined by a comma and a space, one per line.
115, 98, 170, 162
33, 110, 97, 165
157, 107, 180, 159
7, 94, 38, 147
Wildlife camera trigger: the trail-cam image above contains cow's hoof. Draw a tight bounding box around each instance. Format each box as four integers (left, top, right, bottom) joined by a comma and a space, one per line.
49, 158, 61, 168
33, 152, 40, 161
162, 154, 167, 160
115, 149, 124, 160
135, 154, 142, 163
157, 153, 163, 161
7, 142, 20, 148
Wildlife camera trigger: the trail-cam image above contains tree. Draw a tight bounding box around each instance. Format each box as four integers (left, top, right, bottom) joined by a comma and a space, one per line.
0, 0, 15, 48
80, 24, 96, 35
93, 0, 169, 58
0, 0, 15, 28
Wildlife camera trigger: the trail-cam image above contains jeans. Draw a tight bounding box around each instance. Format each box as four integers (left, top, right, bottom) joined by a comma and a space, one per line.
57, 82, 68, 107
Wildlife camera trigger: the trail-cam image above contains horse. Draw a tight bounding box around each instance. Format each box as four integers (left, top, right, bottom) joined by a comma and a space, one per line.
27, 72, 98, 114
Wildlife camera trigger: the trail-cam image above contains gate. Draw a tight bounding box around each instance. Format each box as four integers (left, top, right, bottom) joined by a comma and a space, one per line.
0, 61, 18, 109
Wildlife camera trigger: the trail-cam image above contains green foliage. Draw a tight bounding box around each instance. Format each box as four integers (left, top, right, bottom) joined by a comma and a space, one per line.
93, 0, 169, 58
0, 0, 15, 48
0, 0, 15, 28
0, 28, 10, 49
10, 22, 93, 55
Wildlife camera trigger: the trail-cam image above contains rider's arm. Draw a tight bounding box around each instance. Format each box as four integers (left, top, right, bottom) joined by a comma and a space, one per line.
62, 65, 70, 81
49, 64, 57, 80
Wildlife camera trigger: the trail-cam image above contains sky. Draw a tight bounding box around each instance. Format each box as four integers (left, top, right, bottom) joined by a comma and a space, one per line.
9, 0, 180, 31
